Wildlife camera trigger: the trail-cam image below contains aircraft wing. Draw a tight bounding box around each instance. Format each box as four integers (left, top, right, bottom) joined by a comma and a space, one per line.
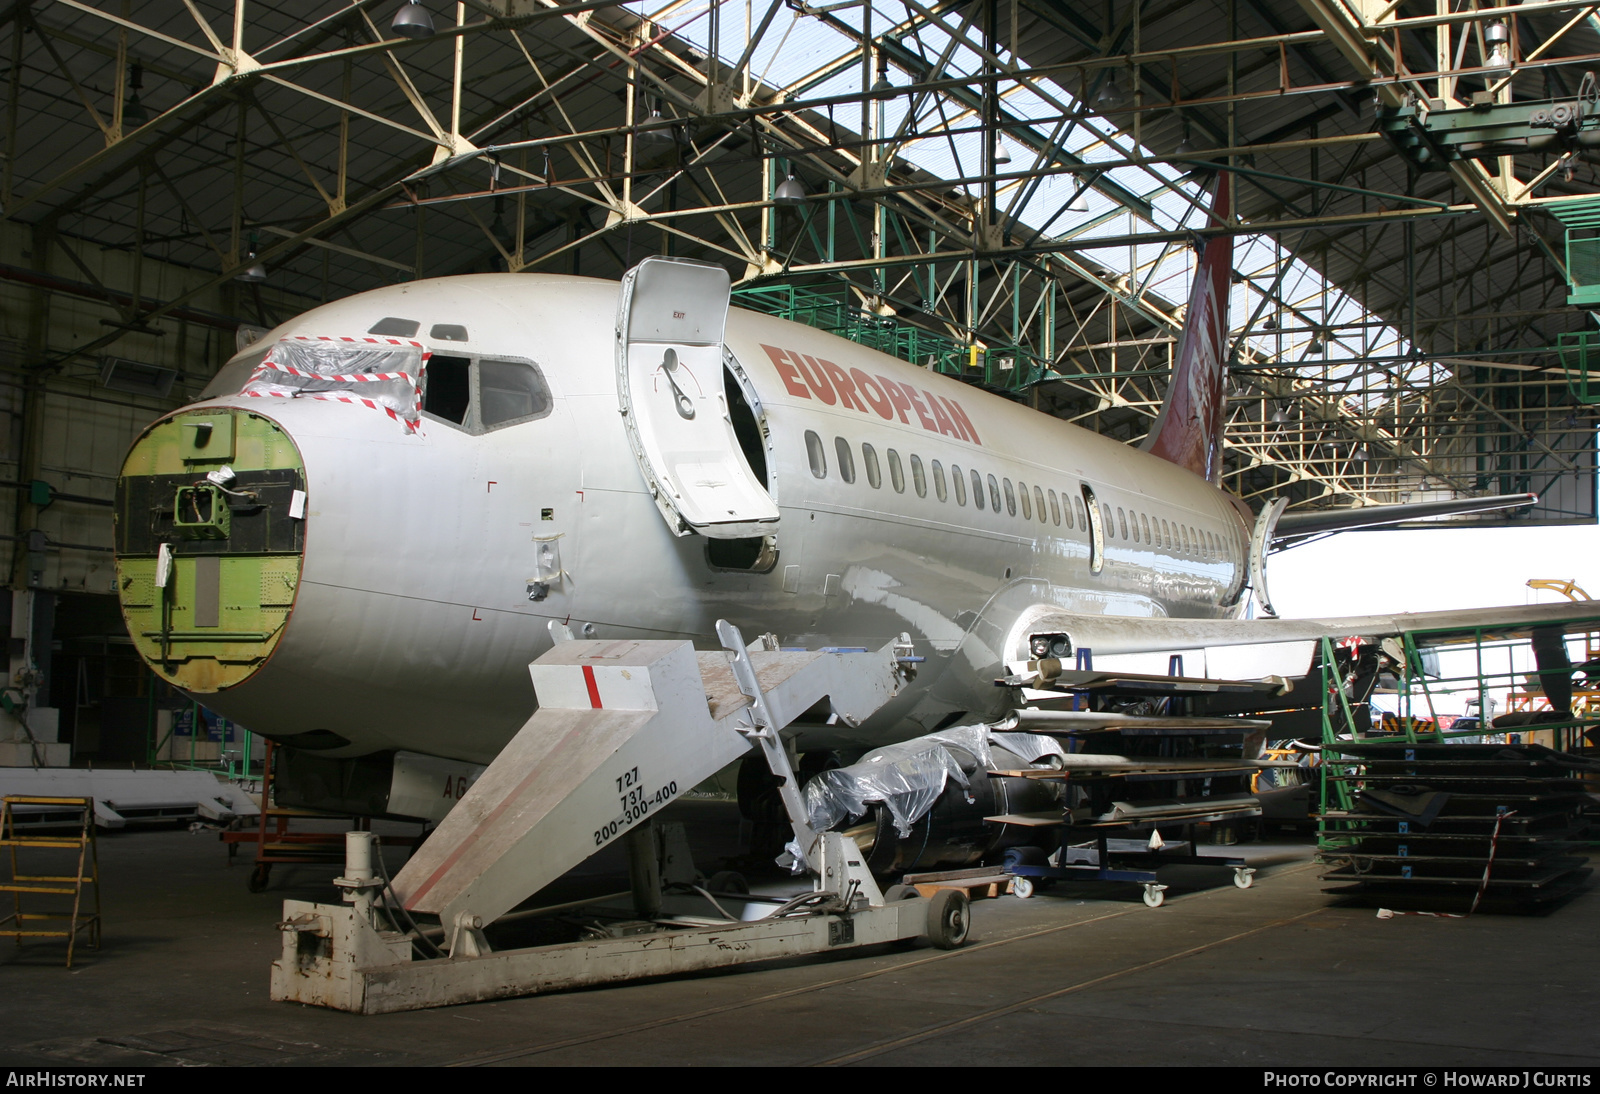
1006, 597, 1600, 679
1272, 492, 1536, 543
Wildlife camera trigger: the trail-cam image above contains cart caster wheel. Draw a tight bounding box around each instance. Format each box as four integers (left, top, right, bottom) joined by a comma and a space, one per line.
247, 864, 271, 893
926, 889, 970, 949
708, 870, 749, 895
1011, 876, 1035, 900
884, 883, 922, 902
1234, 867, 1255, 889
1142, 883, 1167, 908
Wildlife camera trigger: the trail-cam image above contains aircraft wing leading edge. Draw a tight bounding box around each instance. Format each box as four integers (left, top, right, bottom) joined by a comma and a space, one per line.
1006, 598, 1600, 680
1272, 492, 1538, 542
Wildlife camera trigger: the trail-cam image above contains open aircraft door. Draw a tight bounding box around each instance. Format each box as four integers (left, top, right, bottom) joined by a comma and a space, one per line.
616, 256, 781, 539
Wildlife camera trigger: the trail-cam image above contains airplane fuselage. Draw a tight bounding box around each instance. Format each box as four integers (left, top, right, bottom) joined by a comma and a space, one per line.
116, 273, 1253, 765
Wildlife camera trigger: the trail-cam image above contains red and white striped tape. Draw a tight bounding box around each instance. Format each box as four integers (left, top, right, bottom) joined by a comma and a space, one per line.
247, 335, 432, 431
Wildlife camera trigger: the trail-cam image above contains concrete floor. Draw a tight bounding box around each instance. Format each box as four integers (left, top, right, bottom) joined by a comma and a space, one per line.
2, 802, 1597, 1068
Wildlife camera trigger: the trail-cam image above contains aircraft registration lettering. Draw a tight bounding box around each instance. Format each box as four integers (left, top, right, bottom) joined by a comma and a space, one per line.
760, 343, 982, 446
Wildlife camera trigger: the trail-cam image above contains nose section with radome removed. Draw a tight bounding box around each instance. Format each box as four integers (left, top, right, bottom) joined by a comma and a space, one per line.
114, 406, 307, 692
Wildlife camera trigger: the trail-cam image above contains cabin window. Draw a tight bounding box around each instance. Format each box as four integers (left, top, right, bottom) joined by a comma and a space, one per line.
368, 317, 420, 337
888, 449, 905, 493
479, 359, 552, 427
1034, 486, 1046, 523
805, 431, 827, 478
422, 355, 471, 424
1018, 482, 1031, 520
1102, 505, 1114, 538
1140, 513, 1151, 543
1159, 519, 1170, 548
931, 459, 946, 501
910, 454, 926, 498
1048, 489, 1061, 526
1117, 508, 1128, 540
1182, 525, 1191, 554
1003, 478, 1017, 517
988, 475, 1001, 512
835, 437, 856, 484
1073, 495, 1086, 530
430, 323, 469, 342
862, 443, 882, 489
952, 465, 967, 506
971, 470, 984, 510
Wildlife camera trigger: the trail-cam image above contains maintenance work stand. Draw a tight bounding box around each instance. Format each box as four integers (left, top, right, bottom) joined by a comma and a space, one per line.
270, 621, 967, 1014
991, 660, 1287, 906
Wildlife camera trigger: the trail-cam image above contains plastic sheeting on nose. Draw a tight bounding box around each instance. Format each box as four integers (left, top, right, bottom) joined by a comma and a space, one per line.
241, 336, 427, 428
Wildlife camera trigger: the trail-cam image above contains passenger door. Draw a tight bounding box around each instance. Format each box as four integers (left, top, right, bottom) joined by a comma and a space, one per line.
615, 256, 780, 539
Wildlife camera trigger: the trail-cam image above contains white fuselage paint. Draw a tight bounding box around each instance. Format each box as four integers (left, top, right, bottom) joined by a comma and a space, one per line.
189, 274, 1252, 765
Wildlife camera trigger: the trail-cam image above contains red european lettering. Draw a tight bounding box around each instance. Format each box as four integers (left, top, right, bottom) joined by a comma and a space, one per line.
924, 390, 959, 437
876, 375, 913, 423
795, 354, 838, 405
820, 359, 867, 412
761, 343, 812, 400
941, 396, 982, 445
903, 386, 939, 432
851, 369, 894, 419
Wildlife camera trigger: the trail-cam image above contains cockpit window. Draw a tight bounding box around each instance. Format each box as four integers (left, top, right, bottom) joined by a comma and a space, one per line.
423, 355, 471, 424
478, 359, 551, 427
420, 353, 552, 434
369, 317, 421, 337
431, 323, 469, 342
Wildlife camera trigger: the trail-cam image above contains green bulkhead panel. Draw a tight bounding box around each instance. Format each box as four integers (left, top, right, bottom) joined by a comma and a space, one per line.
114, 408, 306, 693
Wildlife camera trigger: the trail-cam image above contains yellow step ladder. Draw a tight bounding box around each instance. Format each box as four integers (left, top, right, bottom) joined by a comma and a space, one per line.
0, 796, 102, 967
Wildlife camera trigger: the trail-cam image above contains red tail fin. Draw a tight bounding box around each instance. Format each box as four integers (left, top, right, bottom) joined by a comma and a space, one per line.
1140, 174, 1231, 483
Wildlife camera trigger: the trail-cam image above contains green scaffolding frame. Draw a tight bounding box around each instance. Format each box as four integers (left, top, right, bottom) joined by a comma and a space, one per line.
732, 282, 1050, 392
1317, 618, 1600, 850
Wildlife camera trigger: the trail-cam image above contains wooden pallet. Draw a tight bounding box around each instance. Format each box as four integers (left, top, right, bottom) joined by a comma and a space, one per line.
901, 865, 1014, 900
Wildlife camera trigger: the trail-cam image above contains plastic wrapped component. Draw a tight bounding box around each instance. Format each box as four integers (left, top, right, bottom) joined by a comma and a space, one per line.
987, 730, 1067, 766
241, 336, 427, 429
803, 738, 970, 839
801, 723, 1068, 840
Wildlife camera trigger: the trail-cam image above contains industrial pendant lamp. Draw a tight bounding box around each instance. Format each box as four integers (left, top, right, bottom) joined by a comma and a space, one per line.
1173, 122, 1194, 157
235, 253, 268, 283
994, 137, 1012, 165
392, 1, 436, 39
1068, 187, 1090, 213
636, 104, 675, 147
1483, 22, 1511, 71
774, 172, 807, 205
123, 63, 148, 128
1094, 77, 1124, 110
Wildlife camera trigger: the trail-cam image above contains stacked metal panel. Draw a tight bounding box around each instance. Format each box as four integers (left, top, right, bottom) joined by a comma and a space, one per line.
1319, 742, 1596, 912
